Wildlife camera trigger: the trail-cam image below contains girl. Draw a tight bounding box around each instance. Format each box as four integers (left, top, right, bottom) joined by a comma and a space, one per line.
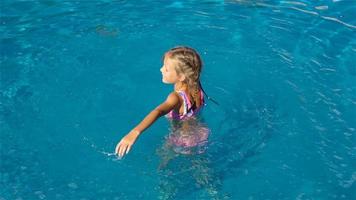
115, 46, 209, 157
115, 47, 224, 199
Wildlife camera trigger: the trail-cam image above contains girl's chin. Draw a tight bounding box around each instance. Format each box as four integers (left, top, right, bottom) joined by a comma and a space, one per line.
162, 79, 170, 84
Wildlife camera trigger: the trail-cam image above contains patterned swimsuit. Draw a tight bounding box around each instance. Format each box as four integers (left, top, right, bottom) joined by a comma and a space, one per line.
166, 90, 209, 154
166, 90, 205, 120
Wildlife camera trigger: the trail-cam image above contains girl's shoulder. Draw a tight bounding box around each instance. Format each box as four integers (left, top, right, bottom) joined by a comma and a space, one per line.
165, 91, 183, 107
173, 90, 189, 103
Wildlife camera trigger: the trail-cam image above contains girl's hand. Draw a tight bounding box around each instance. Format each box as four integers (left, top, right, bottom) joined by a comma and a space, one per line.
115, 130, 140, 158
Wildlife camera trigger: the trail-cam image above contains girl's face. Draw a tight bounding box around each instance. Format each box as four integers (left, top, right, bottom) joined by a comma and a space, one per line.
160, 56, 183, 84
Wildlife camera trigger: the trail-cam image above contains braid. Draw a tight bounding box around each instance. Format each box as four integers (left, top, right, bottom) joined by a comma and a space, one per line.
166, 46, 203, 107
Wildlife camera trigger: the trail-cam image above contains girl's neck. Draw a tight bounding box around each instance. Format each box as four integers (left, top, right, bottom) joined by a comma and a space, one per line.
174, 82, 187, 92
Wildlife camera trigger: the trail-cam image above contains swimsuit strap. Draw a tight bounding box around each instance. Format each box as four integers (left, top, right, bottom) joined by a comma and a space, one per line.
178, 90, 205, 114
166, 90, 204, 120
177, 91, 191, 115
200, 90, 205, 104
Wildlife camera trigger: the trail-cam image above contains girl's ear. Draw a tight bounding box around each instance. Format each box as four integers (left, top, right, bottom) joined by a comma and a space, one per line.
178, 74, 186, 82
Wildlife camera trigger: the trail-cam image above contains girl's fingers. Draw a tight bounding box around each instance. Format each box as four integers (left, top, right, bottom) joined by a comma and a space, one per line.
119, 144, 128, 157
115, 142, 121, 154
118, 145, 124, 157
115, 139, 133, 158
126, 145, 131, 154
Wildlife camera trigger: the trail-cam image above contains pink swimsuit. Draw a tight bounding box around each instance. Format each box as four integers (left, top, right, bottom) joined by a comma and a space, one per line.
166, 90, 205, 120
166, 90, 209, 154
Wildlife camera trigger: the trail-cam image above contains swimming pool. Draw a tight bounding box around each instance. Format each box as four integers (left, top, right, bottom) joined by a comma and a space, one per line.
1, 0, 355, 199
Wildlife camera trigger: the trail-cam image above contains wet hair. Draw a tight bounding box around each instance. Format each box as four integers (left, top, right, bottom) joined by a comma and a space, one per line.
165, 46, 203, 108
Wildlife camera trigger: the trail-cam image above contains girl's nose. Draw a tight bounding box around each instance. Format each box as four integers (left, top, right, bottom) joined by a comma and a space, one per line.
160, 67, 163, 72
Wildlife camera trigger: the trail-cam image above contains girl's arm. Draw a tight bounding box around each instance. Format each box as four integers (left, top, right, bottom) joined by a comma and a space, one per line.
115, 92, 180, 157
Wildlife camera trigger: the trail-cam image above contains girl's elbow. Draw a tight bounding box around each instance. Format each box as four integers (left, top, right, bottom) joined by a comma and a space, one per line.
153, 108, 167, 117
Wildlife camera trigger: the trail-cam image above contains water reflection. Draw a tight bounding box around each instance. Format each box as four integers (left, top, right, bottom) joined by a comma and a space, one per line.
156, 118, 225, 199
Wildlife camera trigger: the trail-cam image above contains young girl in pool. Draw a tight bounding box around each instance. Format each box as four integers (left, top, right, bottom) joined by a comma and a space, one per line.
115, 46, 209, 157
115, 47, 224, 199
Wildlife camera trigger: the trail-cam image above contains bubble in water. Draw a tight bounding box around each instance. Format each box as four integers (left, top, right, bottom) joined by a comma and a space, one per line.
68, 182, 78, 189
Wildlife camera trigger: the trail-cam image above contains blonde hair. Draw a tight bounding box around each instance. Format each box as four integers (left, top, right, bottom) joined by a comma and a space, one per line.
164, 46, 203, 108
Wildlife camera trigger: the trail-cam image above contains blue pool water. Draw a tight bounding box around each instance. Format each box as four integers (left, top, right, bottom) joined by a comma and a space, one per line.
1, 0, 355, 199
